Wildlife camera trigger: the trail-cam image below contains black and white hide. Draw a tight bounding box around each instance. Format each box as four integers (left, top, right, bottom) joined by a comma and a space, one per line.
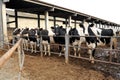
28, 28, 38, 53
20, 28, 29, 51
12, 28, 21, 44
52, 26, 66, 56
37, 26, 66, 56
80, 21, 117, 63
66, 26, 86, 57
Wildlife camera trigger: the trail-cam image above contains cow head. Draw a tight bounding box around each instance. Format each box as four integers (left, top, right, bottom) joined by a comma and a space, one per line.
20, 28, 29, 35
13, 28, 21, 35
79, 21, 94, 36
51, 26, 66, 36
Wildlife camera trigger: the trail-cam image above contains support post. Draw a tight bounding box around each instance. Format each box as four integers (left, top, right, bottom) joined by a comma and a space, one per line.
40, 36, 43, 57
99, 23, 101, 28
18, 39, 25, 80
0, 0, 8, 48
109, 37, 113, 62
74, 19, 76, 28
15, 9, 18, 28
37, 14, 40, 28
65, 18, 67, 27
45, 11, 49, 30
65, 34, 69, 63
68, 16, 72, 27
53, 16, 56, 27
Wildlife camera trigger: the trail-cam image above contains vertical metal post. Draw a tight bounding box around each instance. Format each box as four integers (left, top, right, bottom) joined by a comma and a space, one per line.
68, 16, 71, 27
40, 36, 43, 57
74, 19, 76, 28
38, 14, 40, 28
45, 11, 49, 30
15, 9, 18, 28
53, 16, 56, 27
18, 39, 25, 80
99, 23, 101, 28
65, 18, 67, 27
0, 0, 8, 48
109, 37, 113, 62
65, 34, 69, 63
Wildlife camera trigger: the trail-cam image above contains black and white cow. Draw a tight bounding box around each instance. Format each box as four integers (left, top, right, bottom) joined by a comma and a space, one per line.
80, 21, 117, 63
66, 26, 86, 57
37, 26, 66, 56
28, 28, 39, 53
20, 28, 29, 51
52, 26, 66, 56
12, 28, 21, 44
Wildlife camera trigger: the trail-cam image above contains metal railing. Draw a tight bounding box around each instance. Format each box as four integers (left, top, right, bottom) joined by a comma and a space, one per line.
38, 34, 120, 65
0, 38, 25, 80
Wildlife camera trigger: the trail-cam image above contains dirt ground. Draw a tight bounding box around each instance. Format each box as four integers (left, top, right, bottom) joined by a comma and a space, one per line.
0, 49, 115, 80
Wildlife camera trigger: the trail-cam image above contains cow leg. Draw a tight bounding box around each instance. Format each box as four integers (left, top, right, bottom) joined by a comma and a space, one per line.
73, 47, 77, 56
48, 44, 51, 56
24, 39, 28, 50
78, 43, 82, 57
44, 44, 47, 55
30, 42, 34, 53
59, 46, 62, 56
34, 42, 37, 53
77, 48, 81, 57
91, 49, 96, 63
112, 38, 117, 58
72, 42, 78, 56
26, 39, 29, 51
87, 43, 96, 63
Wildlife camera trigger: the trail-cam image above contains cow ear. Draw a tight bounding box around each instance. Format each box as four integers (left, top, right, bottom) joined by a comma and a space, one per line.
51, 27, 54, 29
89, 23, 94, 27
79, 23, 83, 28
39, 28, 43, 31
60, 26, 63, 28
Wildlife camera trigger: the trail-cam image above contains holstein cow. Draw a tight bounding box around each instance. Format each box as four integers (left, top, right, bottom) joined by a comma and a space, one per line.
66, 26, 86, 57
28, 28, 38, 53
12, 28, 21, 44
52, 26, 86, 57
80, 21, 117, 63
20, 28, 29, 51
39, 25, 87, 57
38, 26, 66, 56
52, 26, 66, 56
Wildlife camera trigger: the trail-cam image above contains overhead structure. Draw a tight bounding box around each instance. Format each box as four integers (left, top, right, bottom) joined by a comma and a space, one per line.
5, 0, 120, 26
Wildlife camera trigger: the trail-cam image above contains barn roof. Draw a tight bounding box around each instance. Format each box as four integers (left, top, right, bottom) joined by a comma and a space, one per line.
6, 0, 120, 26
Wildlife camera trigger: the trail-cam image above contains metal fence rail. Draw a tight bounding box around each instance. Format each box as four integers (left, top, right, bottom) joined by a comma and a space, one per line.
38, 34, 120, 65
0, 38, 25, 80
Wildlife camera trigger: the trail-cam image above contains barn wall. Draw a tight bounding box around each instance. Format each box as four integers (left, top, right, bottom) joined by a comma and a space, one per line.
7, 10, 78, 29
